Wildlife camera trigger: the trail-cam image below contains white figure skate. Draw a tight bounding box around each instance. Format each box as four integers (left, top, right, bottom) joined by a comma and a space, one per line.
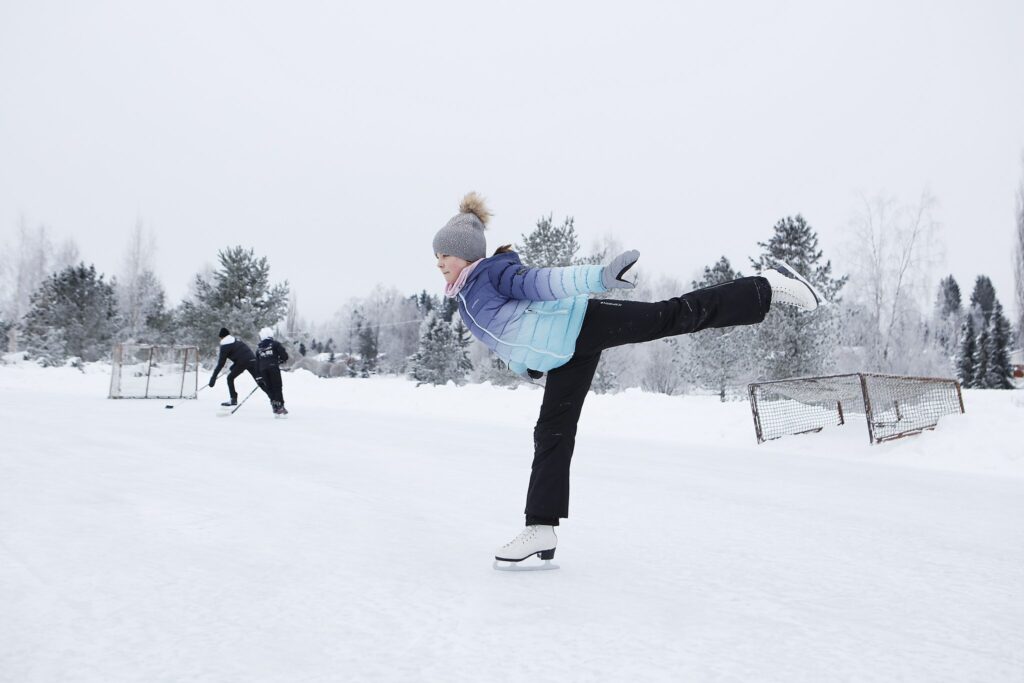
493, 525, 559, 571
763, 260, 825, 311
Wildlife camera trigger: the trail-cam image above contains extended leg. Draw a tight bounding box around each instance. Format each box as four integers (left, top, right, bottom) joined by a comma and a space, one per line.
574, 276, 772, 356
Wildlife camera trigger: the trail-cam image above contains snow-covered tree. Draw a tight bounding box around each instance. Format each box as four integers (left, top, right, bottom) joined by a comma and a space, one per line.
473, 355, 525, 388
1015, 158, 1024, 348
0, 219, 79, 352
20, 263, 118, 365
968, 276, 997, 322
639, 337, 686, 396
590, 353, 621, 394
408, 312, 472, 386
930, 275, 963, 374
355, 314, 378, 376
955, 314, 977, 387
936, 275, 962, 319
517, 214, 581, 267
326, 286, 422, 376
177, 246, 289, 353
840, 193, 940, 373
750, 215, 846, 378
684, 257, 756, 400
984, 300, 1014, 389
114, 222, 171, 343
973, 314, 991, 390
955, 275, 1013, 388
285, 290, 301, 338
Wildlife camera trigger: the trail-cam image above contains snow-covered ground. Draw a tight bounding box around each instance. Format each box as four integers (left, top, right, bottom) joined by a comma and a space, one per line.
2, 361, 1023, 682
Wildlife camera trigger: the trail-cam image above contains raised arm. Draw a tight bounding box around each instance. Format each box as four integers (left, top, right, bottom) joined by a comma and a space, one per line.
489, 250, 640, 300
490, 261, 607, 301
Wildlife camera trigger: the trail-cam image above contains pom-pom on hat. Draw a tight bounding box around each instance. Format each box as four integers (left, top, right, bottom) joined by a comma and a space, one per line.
432, 192, 491, 263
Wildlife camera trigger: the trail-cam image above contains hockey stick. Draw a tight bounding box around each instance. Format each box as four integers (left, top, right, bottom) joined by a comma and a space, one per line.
164, 383, 208, 409
217, 385, 260, 417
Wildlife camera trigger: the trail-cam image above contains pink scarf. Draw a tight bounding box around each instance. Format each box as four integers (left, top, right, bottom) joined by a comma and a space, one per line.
444, 260, 481, 299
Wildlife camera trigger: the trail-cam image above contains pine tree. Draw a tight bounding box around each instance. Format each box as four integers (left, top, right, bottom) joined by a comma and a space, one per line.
408, 312, 472, 386
452, 319, 474, 376
0, 317, 11, 350
955, 314, 977, 387
590, 354, 619, 394
984, 301, 1014, 389
749, 216, 846, 378
973, 319, 991, 389
517, 214, 581, 267
299, 342, 307, 356
686, 257, 755, 400
969, 276, 997, 321
20, 263, 118, 365
357, 322, 378, 376
936, 275, 962, 318
933, 275, 963, 368
750, 215, 847, 300
440, 296, 459, 323
962, 276, 1013, 389
177, 247, 289, 352
413, 290, 437, 316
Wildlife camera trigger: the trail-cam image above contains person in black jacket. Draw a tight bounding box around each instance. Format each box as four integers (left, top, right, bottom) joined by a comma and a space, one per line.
208, 327, 264, 406
256, 326, 289, 415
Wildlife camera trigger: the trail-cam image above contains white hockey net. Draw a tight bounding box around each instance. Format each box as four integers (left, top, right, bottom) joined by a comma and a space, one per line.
748, 373, 965, 444
109, 344, 200, 399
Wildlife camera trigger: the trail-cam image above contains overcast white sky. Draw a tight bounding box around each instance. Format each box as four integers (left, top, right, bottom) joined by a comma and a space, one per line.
2, 1, 1023, 323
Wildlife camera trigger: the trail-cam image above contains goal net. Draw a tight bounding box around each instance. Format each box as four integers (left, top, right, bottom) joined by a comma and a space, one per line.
109, 344, 200, 399
748, 373, 964, 444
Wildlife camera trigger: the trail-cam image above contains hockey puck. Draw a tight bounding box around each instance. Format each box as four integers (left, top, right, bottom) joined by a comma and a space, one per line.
165, 404, 174, 409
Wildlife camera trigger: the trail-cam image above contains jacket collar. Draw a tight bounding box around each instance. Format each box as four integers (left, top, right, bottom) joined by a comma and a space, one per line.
220, 335, 235, 345
444, 259, 483, 298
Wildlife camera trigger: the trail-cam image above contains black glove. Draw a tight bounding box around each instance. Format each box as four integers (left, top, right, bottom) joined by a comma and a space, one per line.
208, 376, 216, 387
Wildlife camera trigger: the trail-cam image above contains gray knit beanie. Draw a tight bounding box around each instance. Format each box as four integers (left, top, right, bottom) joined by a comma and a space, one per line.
432, 192, 492, 262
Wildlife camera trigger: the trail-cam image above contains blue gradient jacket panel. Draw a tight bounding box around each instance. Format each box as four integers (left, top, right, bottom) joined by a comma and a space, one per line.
455, 252, 607, 375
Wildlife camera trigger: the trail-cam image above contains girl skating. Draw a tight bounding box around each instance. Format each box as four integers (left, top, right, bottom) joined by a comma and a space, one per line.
432, 193, 822, 569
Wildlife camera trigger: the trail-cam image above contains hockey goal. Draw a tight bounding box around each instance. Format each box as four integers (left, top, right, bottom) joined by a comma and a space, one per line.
109, 344, 200, 399
748, 373, 965, 444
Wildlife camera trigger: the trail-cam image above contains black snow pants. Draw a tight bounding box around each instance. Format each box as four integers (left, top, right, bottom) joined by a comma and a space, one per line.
227, 361, 265, 401
524, 276, 773, 525
262, 366, 285, 408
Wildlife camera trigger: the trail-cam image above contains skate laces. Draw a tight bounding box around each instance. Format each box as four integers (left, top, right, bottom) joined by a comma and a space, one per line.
503, 526, 537, 548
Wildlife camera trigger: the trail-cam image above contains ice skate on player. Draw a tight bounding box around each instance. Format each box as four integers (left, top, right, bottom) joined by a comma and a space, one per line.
763, 261, 825, 311
493, 525, 559, 571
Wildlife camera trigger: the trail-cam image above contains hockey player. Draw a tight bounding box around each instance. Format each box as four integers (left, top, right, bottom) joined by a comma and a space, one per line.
256, 327, 289, 416
432, 193, 824, 569
208, 327, 264, 406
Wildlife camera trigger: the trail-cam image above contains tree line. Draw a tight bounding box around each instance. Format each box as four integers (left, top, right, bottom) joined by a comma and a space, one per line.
2, 196, 1021, 394
1, 221, 288, 366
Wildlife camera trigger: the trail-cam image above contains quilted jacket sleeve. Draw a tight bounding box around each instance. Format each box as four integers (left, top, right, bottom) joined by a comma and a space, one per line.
490, 260, 608, 301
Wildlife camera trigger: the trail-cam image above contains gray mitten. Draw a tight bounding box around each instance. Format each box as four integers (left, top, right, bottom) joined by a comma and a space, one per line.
602, 249, 640, 289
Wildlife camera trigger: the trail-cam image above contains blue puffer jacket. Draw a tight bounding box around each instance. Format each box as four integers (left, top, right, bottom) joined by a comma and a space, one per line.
453, 251, 607, 375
